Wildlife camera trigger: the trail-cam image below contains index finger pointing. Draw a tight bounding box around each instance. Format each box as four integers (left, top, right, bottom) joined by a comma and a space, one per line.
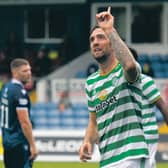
107, 6, 111, 13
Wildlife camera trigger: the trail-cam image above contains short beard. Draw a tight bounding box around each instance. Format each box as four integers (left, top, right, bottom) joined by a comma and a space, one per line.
94, 54, 109, 64
21, 79, 29, 85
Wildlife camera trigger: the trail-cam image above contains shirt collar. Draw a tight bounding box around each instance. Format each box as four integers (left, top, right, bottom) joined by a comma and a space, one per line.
11, 79, 23, 86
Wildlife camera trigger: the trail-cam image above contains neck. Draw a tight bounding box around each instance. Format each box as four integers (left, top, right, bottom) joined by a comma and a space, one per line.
12, 78, 23, 85
99, 55, 118, 75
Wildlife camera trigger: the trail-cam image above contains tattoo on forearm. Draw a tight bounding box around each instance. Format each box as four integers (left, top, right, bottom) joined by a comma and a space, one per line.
109, 30, 133, 66
109, 30, 139, 81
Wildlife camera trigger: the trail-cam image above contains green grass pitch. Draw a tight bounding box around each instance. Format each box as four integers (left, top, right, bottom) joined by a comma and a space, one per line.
0, 161, 168, 168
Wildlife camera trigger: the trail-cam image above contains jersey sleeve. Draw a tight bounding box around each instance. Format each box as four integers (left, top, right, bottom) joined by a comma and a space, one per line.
123, 62, 142, 84
85, 81, 96, 113
142, 75, 161, 104
134, 62, 142, 82
14, 87, 29, 110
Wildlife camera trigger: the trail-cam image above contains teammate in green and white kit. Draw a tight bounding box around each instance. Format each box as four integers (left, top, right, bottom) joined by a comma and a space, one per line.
79, 7, 150, 168
141, 75, 159, 168
131, 50, 168, 168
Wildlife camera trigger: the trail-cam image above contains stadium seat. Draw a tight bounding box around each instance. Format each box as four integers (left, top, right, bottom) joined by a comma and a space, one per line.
75, 118, 88, 128
75, 71, 87, 78
148, 54, 162, 62
151, 62, 163, 71
138, 54, 149, 63
31, 102, 89, 129
60, 117, 76, 129
154, 71, 165, 78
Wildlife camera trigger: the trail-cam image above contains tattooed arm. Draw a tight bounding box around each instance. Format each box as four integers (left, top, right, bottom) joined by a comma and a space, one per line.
109, 30, 140, 82
96, 7, 140, 82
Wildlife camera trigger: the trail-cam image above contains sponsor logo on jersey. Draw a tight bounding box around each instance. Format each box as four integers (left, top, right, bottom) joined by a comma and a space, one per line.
19, 98, 28, 105
96, 95, 117, 112
1, 98, 8, 105
21, 89, 27, 95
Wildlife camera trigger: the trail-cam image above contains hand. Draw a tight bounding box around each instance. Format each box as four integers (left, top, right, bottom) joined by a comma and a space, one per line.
79, 142, 92, 162
29, 145, 38, 161
96, 6, 114, 33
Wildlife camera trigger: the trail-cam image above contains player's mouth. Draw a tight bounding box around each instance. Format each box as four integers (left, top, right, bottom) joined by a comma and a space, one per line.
94, 48, 102, 54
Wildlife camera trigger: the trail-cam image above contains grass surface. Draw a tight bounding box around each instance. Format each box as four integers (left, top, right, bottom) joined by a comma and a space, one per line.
0, 161, 168, 168
157, 163, 168, 168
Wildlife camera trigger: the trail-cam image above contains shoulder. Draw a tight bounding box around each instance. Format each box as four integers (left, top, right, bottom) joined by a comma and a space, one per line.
86, 71, 99, 85
141, 74, 154, 84
9, 83, 27, 97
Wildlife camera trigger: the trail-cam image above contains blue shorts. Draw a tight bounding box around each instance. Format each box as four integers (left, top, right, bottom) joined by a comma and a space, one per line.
4, 143, 33, 168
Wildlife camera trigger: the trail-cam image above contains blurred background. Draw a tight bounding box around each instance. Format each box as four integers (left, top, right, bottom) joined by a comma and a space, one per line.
0, 0, 168, 165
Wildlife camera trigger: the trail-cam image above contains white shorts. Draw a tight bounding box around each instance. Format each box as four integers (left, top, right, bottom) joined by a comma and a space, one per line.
148, 143, 158, 168
103, 158, 150, 168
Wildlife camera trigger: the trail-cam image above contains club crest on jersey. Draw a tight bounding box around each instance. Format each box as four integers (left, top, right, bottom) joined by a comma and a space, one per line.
111, 76, 118, 86
21, 89, 26, 95
98, 90, 108, 101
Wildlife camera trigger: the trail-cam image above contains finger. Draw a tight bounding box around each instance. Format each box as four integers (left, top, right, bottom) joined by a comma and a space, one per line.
81, 158, 87, 162
29, 154, 34, 160
84, 155, 91, 160
87, 143, 92, 155
80, 154, 91, 161
96, 14, 105, 22
107, 6, 111, 13
96, 13, 102, 19
80, 152, 91, 162
29, 153, 37, 160
96, 12, 106, 19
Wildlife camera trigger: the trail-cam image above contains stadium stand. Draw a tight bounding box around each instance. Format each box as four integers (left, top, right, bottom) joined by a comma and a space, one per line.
31, 102, 89, 129
139, 54, 168, 78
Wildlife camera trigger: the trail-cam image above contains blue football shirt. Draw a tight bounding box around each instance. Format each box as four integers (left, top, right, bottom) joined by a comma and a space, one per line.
0, 79, 31, 149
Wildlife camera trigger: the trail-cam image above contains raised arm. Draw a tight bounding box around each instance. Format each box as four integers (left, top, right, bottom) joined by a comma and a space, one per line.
96, 7, 140, 82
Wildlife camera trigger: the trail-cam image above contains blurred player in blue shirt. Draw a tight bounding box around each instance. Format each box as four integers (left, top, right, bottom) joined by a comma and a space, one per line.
0, 58, 38, 168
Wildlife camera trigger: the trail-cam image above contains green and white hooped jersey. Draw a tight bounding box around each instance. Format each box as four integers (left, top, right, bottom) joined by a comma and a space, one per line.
85, 63, 149, 168
141, 74, 160, 144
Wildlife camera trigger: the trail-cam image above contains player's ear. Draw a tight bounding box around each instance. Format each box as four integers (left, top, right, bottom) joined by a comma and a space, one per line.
11, 68, 17, 77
